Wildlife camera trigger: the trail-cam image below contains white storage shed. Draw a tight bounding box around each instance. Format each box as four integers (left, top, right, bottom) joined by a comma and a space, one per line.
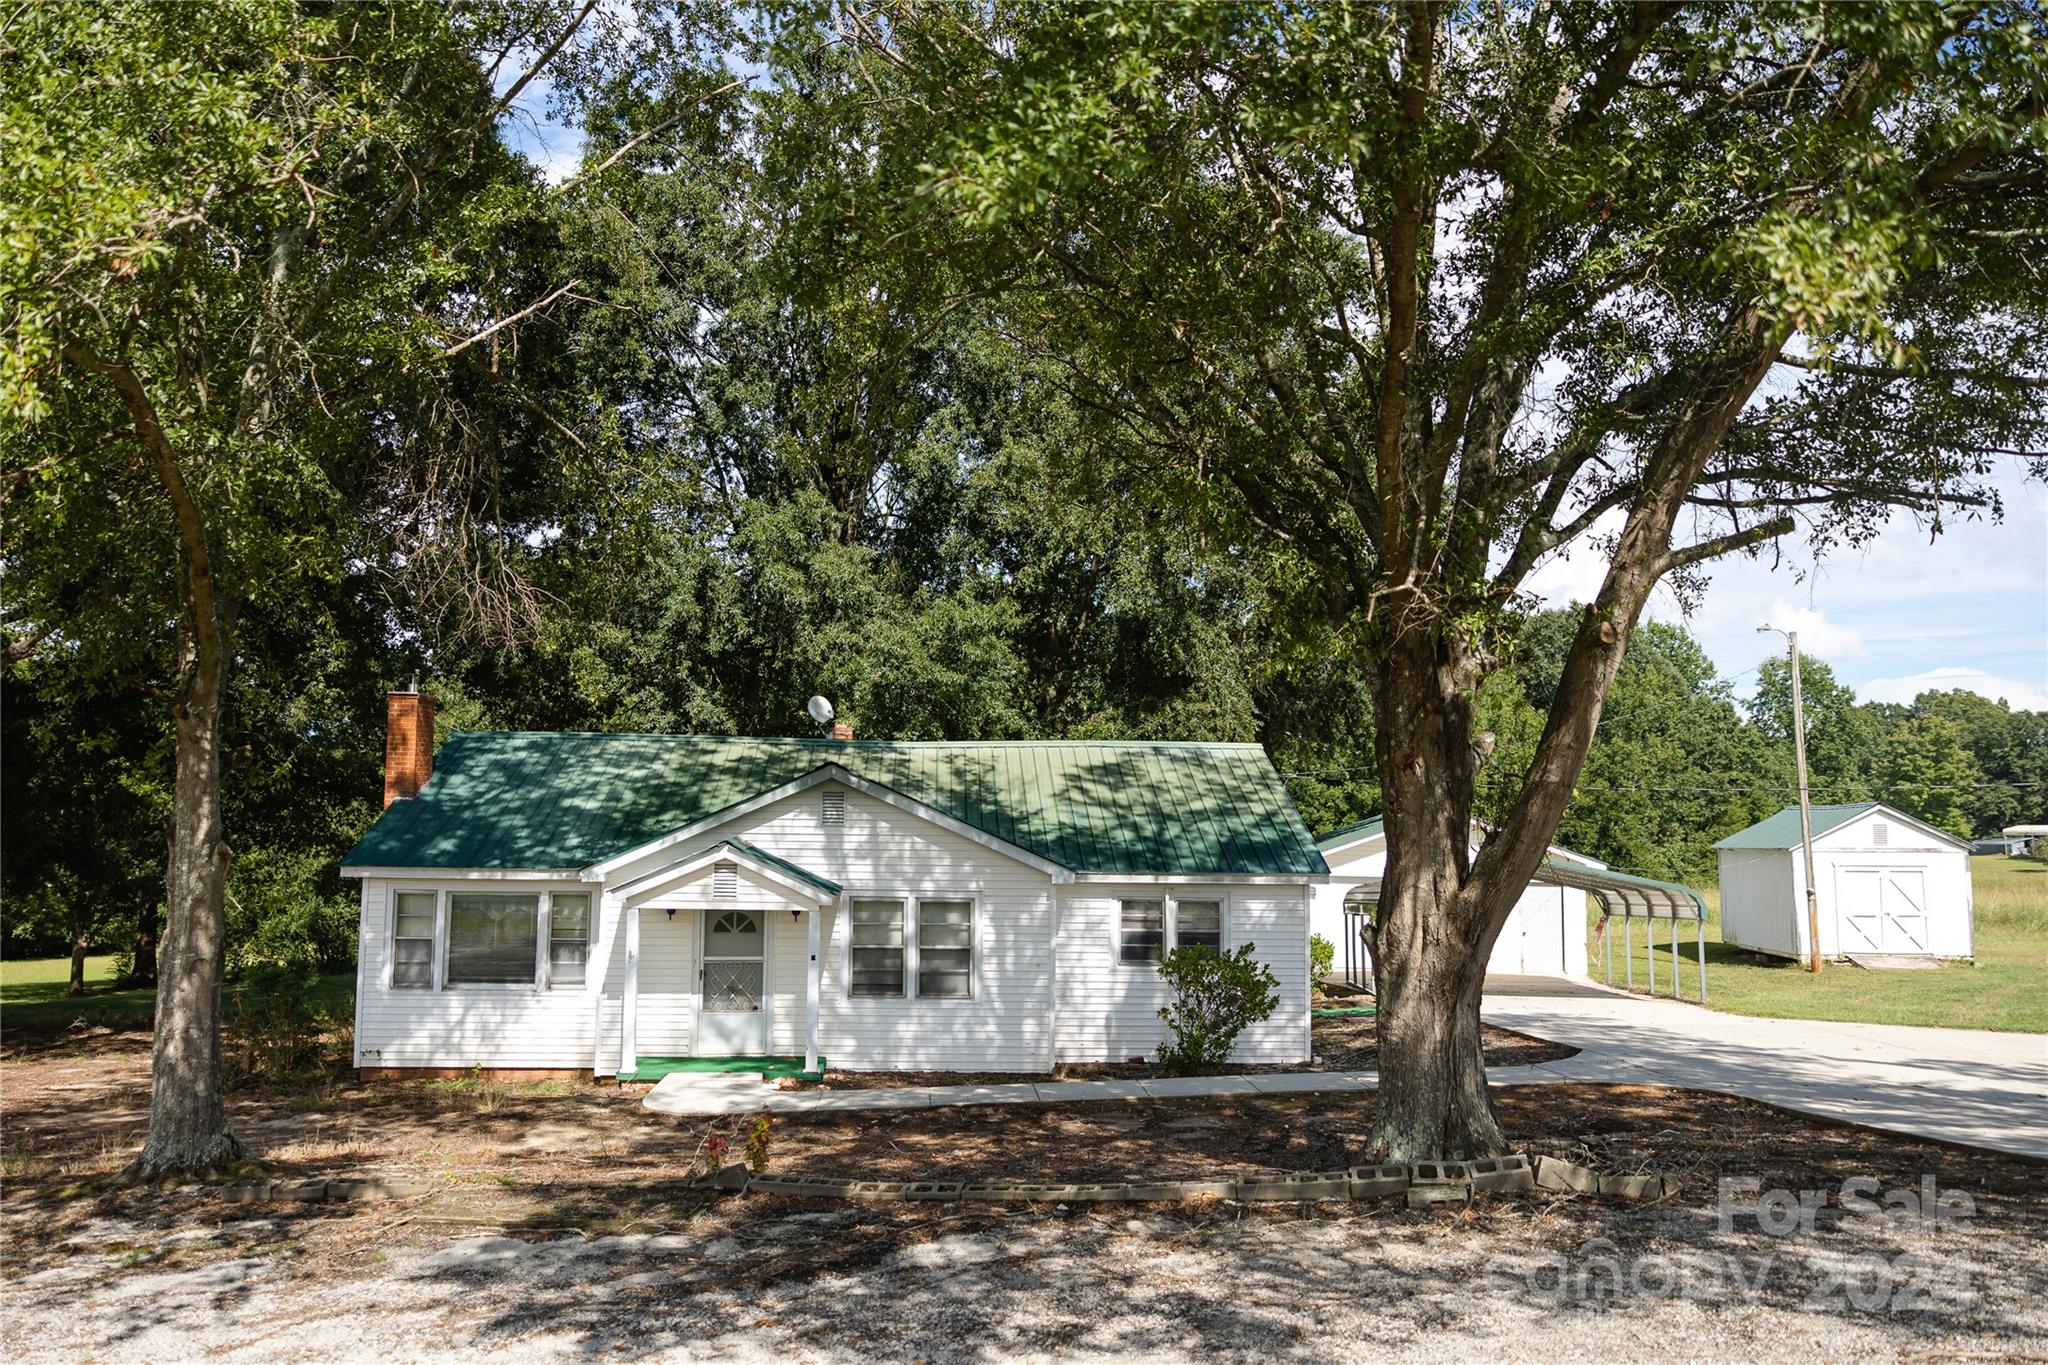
1714, 802, 1975, 960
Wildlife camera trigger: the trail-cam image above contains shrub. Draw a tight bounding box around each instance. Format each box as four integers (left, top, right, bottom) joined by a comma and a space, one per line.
1309, 934, 1334, 983
1155, 943, 1280, 1075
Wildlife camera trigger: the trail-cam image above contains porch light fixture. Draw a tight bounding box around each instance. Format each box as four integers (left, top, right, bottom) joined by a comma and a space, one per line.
666, 907, 677, 920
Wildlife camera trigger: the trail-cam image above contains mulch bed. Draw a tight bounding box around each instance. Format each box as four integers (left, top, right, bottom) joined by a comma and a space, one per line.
793, 1009, 1574, 1089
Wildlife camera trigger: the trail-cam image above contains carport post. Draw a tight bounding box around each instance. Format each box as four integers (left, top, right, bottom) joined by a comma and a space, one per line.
1638, 912, 1654, 998
1697, 914, 1709, 1004
1624, 914, 1633, 989
1603, 907, 1612, 986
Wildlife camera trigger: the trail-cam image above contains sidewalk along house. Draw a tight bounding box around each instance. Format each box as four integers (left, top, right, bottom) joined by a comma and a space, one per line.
340, 692, 1328, 1079
1309, 817, 1609, 982
1715, 802, 1975, 961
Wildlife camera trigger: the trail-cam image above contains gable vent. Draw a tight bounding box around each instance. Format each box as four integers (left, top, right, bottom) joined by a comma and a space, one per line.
713, 863, 738, 900
821, 790, 846, 825
1872, 822, 1888, 847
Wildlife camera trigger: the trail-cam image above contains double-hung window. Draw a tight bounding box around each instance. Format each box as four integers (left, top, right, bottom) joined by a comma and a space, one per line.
548, 893, 590, 987
1119, 896, 1224, 963
392, 891, 437, 988
916, 900, 973, 999
849, 898, 907, 997
848, 896, 975, 999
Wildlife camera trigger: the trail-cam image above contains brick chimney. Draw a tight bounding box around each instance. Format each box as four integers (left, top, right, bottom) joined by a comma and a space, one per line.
830, 722, 854, 741
383, 690, 437, 807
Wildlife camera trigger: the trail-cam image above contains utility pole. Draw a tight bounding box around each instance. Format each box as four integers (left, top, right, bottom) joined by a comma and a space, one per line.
1760, 625, 1823, 973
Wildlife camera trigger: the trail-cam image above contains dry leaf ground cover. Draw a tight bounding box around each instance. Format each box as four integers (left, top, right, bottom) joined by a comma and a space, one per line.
4, 1024, 2045, 1361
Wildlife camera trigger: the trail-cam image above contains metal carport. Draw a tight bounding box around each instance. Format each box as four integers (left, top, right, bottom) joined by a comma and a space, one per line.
1539, 859, 1709, 1002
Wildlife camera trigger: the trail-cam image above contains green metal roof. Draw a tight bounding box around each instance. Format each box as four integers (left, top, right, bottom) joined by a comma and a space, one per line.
343, 733, 1327, 877
718, 838, 842, 897
1713, 803, 1878, 850
1315, 816, 1385, 851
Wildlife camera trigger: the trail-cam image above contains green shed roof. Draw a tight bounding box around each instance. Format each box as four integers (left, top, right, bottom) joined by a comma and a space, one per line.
1713, 803, 1878, 850
343, 733, 1327, 878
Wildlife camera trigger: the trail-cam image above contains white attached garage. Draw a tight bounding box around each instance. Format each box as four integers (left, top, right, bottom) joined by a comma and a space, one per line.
1715, 802, 1975, 961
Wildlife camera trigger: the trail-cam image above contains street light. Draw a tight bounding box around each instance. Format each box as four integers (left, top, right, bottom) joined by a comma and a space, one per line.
1759, 625, 1823, 974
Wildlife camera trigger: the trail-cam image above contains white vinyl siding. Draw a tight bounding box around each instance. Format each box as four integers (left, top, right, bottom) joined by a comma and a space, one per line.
1057, 885, 1309, 1064
354, 878, 601, 1070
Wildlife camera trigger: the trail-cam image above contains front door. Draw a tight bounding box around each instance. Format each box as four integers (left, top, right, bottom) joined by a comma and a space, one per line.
697, 910, 770, 1055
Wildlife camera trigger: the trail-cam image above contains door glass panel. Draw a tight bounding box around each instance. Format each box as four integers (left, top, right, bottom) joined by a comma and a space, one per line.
706, 910, 762, 957
704, 959, 764, 1012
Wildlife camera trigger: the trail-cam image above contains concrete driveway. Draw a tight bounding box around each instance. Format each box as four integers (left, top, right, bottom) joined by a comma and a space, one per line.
1482, 975, 2048, 1161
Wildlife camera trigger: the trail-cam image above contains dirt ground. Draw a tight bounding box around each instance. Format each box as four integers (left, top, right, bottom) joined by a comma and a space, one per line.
4, 1032, 2045, 1362
796, 1011, 1573, 1088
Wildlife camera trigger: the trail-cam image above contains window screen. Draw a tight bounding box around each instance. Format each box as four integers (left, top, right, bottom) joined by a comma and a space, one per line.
1120, 899, 1165, 964
1176, 900, 1223, 954
549, 893, 590, 987
849, 899, 905, 997
446, 893, 539, 985
917, 900, 973, 999
392, 891, 435, 989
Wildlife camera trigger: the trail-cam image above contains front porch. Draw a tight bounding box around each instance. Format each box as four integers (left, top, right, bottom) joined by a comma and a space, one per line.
618, 1054, 828, 1084
598, 838, 841, 1080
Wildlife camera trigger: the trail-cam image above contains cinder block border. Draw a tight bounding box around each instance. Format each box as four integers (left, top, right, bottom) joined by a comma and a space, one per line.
739, 1152, 1677, 1206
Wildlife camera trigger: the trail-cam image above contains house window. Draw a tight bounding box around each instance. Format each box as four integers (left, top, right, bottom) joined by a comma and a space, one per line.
446, 893, 540, 985
916, 899, 974, 999
548, 892, 590, 988
849, 898, 905, 997
1120, 896, 1225, 964
392, 891, 436, 988
1177, 900, 1223, 954
1120, 899, 1166, 963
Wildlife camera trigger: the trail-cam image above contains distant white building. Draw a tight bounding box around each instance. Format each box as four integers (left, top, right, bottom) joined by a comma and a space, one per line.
1714, 802, 1974, 960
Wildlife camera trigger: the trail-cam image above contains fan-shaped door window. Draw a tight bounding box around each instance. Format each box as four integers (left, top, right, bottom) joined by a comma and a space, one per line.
706, 910, 762, 958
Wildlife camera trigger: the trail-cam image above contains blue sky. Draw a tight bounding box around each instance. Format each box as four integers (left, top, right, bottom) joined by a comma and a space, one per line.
1528, 462, 2048, 710
498, 100, 2047, 714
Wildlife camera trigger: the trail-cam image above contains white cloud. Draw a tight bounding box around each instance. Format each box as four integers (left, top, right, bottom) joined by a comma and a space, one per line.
1760, 599, 1865, 660
1862, 667, 2048, 712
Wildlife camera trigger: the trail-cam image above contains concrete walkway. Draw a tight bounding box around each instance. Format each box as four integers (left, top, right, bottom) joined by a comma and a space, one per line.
644, 979, 2048, 1161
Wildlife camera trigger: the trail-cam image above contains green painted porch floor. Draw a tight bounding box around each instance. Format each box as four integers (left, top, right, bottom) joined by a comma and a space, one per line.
619, 1055, 826, 1083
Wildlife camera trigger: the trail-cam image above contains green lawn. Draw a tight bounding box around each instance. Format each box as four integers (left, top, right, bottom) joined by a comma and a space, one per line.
1590, 856, 2048, 1033
1, 955, 354, 1041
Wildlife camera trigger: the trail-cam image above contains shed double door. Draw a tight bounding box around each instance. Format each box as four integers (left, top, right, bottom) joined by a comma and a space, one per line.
1835, 868, 1931, 954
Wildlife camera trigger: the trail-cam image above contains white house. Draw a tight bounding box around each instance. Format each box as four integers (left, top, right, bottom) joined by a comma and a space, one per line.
1715, 802, 1975, 960
1309, 817, 1603, 980
340, 692, 1327, 1079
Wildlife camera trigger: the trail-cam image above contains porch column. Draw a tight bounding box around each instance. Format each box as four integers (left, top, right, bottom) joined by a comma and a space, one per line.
804, 899, 822, 1075
620, 903, 641, 1077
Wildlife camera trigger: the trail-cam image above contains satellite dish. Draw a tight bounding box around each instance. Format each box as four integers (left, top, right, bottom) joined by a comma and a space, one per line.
805, 696, 835, 728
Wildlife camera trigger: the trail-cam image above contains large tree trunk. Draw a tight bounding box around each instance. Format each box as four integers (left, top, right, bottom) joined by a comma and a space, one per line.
133, 634, 244, 1176
1361, 630, 1512, 1161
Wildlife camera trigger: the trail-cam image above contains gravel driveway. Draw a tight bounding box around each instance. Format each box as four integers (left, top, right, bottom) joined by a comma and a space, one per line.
5, 1190, 2043, 1362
